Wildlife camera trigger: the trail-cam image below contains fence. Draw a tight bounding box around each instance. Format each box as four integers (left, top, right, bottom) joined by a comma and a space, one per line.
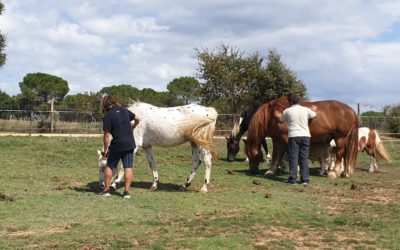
0, 110, 399, 137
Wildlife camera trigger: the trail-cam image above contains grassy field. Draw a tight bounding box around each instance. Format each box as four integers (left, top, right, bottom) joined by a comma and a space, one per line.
0, 136, 399, 249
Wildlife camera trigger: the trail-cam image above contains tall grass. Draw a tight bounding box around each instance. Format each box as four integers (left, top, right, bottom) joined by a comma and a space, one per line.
0, 136, 399, 249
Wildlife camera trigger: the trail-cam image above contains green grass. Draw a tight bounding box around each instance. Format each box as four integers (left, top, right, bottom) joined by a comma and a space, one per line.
0, 136, 399, 249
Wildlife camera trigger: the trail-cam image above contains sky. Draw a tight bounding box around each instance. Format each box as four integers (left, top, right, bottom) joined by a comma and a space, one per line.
1, 0, 400, 112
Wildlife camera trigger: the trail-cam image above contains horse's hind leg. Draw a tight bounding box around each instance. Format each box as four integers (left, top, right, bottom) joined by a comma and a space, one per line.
200, 148, 212, 193
143, 146, 160, 191
181, 143, 205, 192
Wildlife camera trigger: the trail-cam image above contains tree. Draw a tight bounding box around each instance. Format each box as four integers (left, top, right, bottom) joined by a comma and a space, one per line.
196, 44, 262, 113
19, 73, 69, 110
196, 45, 307, 113
0, 2, 6, 68
251, 50, 307, 103
167, 76, 200, 104
383, 105, 400, 137
99, 84, 141, 107
100, 84, 182, 107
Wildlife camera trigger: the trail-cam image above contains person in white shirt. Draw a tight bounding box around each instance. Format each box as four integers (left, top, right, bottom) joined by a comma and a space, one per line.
274, 95, 317, 185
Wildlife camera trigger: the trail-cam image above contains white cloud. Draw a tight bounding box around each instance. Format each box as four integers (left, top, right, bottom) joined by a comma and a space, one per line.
1, 0, 400, 110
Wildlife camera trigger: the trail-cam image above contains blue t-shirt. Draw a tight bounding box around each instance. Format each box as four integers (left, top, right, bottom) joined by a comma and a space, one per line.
103, 106, 136, 152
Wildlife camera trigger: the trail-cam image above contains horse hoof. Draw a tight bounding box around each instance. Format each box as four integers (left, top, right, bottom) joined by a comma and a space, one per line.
264, 170, 275, 176
340, 172, 350, 178
178, 185, 188, 192
200, 186, 208, 193
327, 171, 337, 179
150, 186, 158, 192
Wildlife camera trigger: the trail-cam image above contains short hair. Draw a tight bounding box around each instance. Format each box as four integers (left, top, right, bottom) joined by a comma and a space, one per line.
288, 94, 300, 105
101, 94, 120, 114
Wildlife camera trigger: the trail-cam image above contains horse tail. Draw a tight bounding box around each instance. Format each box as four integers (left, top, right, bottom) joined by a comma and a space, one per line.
374, 130, 393, 163
246, 103, 268, 148
180, 108, 218, 160
345, 116, 359, 174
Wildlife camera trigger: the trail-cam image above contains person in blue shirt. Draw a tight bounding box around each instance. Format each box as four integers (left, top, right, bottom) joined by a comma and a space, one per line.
99, 95, 140, 198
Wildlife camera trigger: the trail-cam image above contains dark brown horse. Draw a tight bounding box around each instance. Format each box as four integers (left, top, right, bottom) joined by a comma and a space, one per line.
245, 96, 359, 179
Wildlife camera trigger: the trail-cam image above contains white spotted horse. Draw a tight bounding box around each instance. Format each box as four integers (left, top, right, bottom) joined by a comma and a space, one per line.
98, 101, 218, 193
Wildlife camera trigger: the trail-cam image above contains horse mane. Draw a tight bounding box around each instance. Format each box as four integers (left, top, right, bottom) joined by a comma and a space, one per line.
230, 118, 241, 138
246, 103, 270, 148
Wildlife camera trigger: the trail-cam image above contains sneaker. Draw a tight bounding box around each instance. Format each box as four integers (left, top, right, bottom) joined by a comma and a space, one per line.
98, 190, 111, 197
302, 182, 309, 186
284, 179, 297, 185
123, 191, 131, 199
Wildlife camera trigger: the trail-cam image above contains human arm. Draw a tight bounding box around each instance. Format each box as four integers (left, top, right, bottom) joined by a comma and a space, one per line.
308, 105, 317, 119
274, 110, 285, 122
103, 131, 111, 156
131, 115, 140, 130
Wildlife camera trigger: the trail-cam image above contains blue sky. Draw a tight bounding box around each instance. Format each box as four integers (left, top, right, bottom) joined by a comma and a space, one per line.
1, 0, 400, 112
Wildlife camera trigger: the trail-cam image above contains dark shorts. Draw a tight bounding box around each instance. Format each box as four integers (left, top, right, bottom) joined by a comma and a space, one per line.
106, 149, 134, 169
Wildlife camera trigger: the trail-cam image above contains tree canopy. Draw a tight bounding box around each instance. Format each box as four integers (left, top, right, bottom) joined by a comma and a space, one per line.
196, 45, 307, 113
167, 76, 200, 104
17, 73, 69, 110
19, 73, 69, 103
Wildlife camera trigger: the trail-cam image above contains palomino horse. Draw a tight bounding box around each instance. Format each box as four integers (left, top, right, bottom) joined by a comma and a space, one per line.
358, 127, 393, 172
226, 105, 270, 162
98, 101, 218, 193
245, 96, 359, 179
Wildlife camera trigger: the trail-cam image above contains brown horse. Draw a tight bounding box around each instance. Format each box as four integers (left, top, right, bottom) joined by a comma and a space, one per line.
245, 96, 359, 179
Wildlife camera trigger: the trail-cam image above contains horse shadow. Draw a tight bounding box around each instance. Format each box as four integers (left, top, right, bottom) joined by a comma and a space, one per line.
70, 181, 187, 195
230, 166, 327, 183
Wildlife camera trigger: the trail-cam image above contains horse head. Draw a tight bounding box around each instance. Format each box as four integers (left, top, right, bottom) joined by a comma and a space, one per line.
226, 117, 241, 162
245, 97, 290, 173
244, 102, 273, 173
97, 150, 107, 187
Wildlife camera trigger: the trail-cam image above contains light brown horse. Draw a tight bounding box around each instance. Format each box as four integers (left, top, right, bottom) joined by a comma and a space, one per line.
245, 96, 359, 179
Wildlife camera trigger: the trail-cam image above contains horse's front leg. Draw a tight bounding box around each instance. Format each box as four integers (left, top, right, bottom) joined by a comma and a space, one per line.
181, 143, 203, 192
265, 141, 284, 176
328, 139, 346, 179
143, 146, 159, 191
111, 148, 138, 189
369, 154, 378, 173
111, 167, 124, 190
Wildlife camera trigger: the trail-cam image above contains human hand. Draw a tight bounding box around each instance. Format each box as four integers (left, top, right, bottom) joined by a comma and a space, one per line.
310, 105, 317, 112
274, 110, 282, 118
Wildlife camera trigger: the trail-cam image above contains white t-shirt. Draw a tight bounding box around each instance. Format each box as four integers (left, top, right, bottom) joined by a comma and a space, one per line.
279, 104, 317, 138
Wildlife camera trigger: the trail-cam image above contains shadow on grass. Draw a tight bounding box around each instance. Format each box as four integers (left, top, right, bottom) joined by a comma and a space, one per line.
229, 165, 328, 183
70, 181, 186, 194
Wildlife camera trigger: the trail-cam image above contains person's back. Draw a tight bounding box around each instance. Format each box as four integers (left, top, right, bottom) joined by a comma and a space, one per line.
282, 104, 315, 138
103, 106, 136, 152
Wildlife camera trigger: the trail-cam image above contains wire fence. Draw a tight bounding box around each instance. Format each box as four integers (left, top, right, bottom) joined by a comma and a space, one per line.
1, 110, 400, 137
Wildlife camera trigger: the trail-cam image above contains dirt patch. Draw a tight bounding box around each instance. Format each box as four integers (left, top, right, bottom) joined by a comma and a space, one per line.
7, 225, 69, 237
0, 193, 16, 202
251, 224, 374, 249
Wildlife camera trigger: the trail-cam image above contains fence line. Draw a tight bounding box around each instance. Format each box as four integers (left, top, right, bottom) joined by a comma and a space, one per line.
1, 110, 400, 137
